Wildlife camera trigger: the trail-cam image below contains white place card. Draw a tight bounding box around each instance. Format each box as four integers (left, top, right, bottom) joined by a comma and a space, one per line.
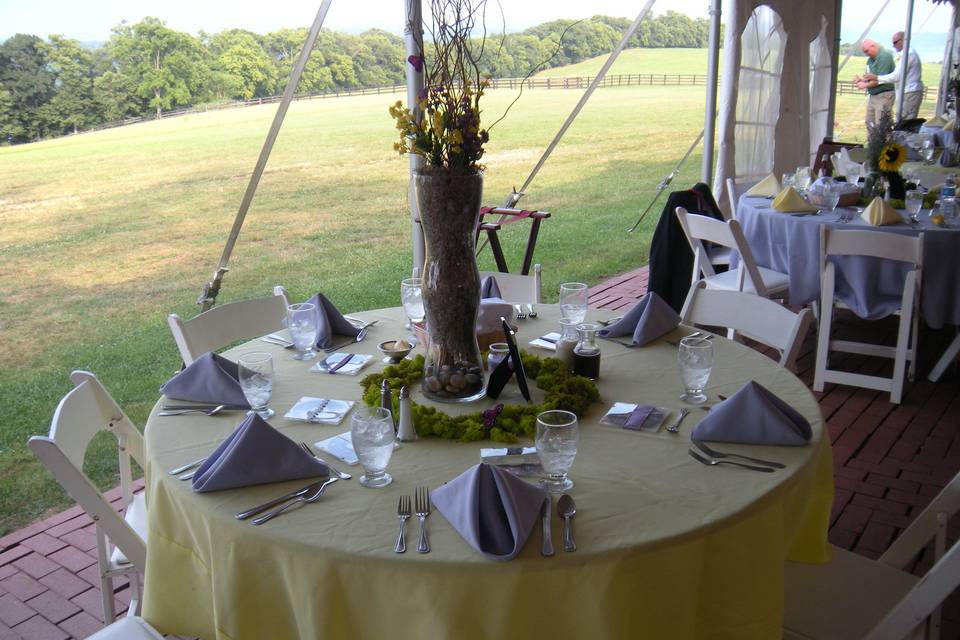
285, 397, 354, 425
310, 353, 373, 376
314, 432, 360, 466
528, 332, 560, 351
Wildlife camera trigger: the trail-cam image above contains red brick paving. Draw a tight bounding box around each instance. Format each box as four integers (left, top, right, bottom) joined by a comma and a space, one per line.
0, 265, 957, 638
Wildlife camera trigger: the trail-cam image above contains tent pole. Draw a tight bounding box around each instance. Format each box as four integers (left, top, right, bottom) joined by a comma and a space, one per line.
198, 0, 334, 311
937, 5, 958, 115
701, 0, 722, 184
896, 0, 916, 122
826, 0, 843, 140
404, 0, 425, 274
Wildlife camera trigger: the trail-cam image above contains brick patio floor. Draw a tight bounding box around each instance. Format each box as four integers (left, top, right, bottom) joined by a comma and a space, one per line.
1, 264, 959, 638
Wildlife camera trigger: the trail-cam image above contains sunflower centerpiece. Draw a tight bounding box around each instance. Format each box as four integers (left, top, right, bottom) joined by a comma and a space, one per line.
865, 109, 907, 200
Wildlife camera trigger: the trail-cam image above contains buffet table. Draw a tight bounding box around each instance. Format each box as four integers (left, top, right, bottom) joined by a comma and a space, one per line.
736, 196, 960, 328
141, 305, 832, 640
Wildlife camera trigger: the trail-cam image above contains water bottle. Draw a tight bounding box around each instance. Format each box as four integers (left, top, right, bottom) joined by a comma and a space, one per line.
941, 173, 957, 222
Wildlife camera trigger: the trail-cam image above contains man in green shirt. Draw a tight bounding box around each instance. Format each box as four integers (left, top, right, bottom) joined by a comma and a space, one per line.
854, 39, 896, 131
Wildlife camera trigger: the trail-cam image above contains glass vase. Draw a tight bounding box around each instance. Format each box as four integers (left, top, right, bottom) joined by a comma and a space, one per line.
414, 168, 486, 403
862, 171, 887, 200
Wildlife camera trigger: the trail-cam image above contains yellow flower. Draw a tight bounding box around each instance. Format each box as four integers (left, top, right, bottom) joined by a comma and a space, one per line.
431, 112, 444, 138
447, 129, 463, 145
878, 143, 906, 172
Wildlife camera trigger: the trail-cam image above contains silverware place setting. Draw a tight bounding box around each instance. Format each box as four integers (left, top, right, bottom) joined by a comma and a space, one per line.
395, 495, 412, 553
526, 303, 538, 318
415, 486, 432, 553
688, 449, 775, 472
316, 353, 355, 374
298, 441, 352, 480
158, 404, 232, 417
168, 457, 207, 476
692, 440, 785, 469
513, 304, 527, 320
540, 495, 554, 556
251, 477, 339, 525
324, 322, 377, 354
557, 494, 577, 552
666, 408, 690, 434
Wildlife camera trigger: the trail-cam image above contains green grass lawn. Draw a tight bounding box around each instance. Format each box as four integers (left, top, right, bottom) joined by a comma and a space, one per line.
0, 83, 709, 533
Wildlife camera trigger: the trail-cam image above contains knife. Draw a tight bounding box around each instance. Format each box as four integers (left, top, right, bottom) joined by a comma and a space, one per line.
160, 404, 246, 411
234, 479, 326, 520
540, 495, 554, 556
328, 353, 354, 374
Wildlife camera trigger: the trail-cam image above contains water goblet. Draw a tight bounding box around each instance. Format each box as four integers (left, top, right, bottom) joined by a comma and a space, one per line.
238, 352, 275, 419
400, 277, 425, 331
825, 181, 841, 215
921, 138, 936, 164
794, 166, 812, 194
905, 189, 924, 224
559, 282, 588, 324
781, 173, 795, 190
286, 302, 318, 360
350, 406, 395, 488
678, 336, 713, 405
535, 410, 579, 492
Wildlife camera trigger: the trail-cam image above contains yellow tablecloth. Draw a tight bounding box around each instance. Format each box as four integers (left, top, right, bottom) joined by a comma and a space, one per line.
142, 305, 832, 640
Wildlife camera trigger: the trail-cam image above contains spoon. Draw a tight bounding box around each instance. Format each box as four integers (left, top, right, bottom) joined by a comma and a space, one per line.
252, 477, 339, 525
557, 494, 577, 552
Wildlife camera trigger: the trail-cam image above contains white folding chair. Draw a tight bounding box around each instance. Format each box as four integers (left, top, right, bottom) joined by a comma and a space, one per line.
478, 263, 542, 304
87, 612, 165, 640
168, 293, 287, 365
680, 281, 812, 370
813, 227, 923, 405
724, 177, 739, 221
674, 206, 790, 298
28, 371, 148, 627
784, 468, 960, 640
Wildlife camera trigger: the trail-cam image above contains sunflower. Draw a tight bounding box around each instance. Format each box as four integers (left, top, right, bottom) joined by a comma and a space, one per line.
878, 143, 907, 172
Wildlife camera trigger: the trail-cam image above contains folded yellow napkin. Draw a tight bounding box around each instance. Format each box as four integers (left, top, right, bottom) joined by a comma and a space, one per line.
861, 197, 902, 226
927, 114, 948, 128
945, 118, 956, 132
744, 174, 781, 197
772, 186, 818, 213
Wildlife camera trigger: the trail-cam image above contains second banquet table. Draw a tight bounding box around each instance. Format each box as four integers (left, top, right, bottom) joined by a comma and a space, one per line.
736, 195, 960, 328
142, 305, 832, 640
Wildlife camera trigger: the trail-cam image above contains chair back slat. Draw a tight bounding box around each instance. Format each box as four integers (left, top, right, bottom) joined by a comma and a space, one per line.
479, 264, 542, 304
822, 228, 924, 265
168, 294, 287, 364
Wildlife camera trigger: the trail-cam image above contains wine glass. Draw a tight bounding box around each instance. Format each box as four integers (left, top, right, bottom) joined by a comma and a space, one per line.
238, 352, 275, 419
400, 277, 424, 330
824, 181, 841, 215
286, 302, 318, 360
678, 337, 713, 405
905, 189, 924, 224
535, 410, 579, 492
350, 406, 395, 488
559, 282, 588, 324
794, 166, 812, 195
781, 173, 795, 190
922, 138, 936, 164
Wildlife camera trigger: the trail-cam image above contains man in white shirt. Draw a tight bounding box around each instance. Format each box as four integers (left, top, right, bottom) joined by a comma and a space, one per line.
863, 31, 924, 120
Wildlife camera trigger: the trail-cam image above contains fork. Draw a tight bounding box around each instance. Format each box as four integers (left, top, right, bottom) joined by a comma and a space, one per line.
395, 495, 411, 553
692, 440, 785, 469
688, 449, 775, 472
513, 304, 526, 320
251, 477, 339, 525
526, 303, 538, 318
299, 441, 352, 480
415, 486, 432, 553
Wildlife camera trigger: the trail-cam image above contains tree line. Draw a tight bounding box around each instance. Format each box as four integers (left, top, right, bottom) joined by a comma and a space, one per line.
0, 11, 712, 145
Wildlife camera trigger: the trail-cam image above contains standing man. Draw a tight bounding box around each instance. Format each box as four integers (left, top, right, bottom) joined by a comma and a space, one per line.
862, 31, 924, 120
854, 39, 896, 131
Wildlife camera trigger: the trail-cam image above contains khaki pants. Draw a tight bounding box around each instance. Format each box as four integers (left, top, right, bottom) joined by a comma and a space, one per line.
900, 88, 924, 120
865, 91, 895, 130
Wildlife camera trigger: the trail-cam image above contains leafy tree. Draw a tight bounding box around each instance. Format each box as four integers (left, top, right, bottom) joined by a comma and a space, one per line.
38, 35, 97, 135
92, 69, 142, 122
209, 29, 275, 100
107, 17, 208, 118
0, 34, 55, 142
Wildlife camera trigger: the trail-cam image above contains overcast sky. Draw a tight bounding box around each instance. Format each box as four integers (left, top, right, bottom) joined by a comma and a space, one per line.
0, 0, 952, 44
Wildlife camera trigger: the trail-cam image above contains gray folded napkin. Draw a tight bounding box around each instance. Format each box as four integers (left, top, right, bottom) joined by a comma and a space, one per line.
691, 380, 812, 445
431, 463, 546, 561
192, 413, 329, 492
160, 352, 250, 407
480, 275, 502, 299
303, 292, 360, 349
598, 291, 680, 346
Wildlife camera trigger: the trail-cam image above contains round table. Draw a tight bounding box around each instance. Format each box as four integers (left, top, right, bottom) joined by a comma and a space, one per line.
141, 305, 832, 640
736, 196, 960, 329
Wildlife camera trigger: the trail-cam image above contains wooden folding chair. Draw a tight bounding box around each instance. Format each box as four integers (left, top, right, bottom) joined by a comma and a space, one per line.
28, 371, 148, 627
168, 293, 287, 364
813, 227, 923, 404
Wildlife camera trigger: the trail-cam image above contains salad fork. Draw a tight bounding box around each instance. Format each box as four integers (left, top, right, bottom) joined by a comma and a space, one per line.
415, 486, 432, 553
688, 449, 774, 472
526, 303, 538, 318
513, 304, 527, 320
395, 495, 411, 553
692, 440, 785, 469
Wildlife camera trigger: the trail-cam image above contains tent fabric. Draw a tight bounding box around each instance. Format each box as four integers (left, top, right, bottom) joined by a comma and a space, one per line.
714, 0, 839, 205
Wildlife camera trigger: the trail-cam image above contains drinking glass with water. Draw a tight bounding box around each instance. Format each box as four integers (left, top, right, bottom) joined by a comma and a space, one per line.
678, 337, 713, 405
535, 410, 579, 492
401, 277, 425, 330
286, 302, 318, 360
559, 282, 588, 324
238, 352, 275, 419
350, 406, 395, 488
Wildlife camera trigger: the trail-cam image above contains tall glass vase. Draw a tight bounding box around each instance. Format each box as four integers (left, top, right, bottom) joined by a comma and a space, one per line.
414, 168, 486, 403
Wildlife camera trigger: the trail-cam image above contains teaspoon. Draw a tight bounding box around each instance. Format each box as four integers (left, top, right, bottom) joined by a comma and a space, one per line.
557, 494, 577, 552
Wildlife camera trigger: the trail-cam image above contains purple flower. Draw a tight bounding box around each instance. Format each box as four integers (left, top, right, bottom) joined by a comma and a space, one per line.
407, 55, 424, 72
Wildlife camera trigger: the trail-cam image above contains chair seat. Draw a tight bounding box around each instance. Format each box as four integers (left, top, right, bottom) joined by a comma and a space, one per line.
702, 265, 789, 296
783, 546, 921, 640
86, 615, 165, 640
110, 492, 148, 567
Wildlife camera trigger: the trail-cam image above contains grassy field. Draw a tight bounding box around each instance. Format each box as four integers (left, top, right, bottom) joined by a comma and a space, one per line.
0, 46, 946, 534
